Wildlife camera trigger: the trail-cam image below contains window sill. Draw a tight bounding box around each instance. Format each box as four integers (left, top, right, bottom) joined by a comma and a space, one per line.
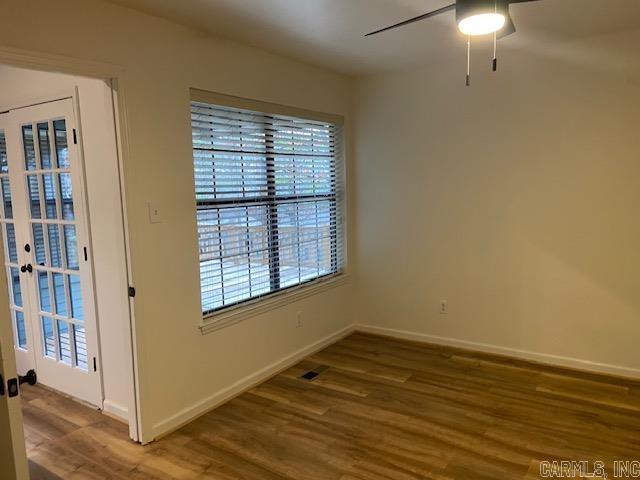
198, 273, 351, 335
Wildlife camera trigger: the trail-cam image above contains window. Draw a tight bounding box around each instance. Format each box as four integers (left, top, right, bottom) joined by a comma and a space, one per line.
191, 94, 345, 316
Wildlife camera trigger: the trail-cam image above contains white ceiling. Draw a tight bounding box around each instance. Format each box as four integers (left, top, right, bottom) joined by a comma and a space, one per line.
108, 0, 640, 75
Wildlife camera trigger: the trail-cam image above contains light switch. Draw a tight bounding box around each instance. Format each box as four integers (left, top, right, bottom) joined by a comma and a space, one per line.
148, 202, 163, 224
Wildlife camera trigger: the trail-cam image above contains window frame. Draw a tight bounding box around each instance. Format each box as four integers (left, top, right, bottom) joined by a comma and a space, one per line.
190, 89, 347, 329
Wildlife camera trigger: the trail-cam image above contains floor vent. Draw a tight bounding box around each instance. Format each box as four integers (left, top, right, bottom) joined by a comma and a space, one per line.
300, 365, 329, 381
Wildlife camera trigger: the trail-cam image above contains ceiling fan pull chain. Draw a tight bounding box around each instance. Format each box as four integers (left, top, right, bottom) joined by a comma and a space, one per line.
466, 35, 471, 86
492, 31, 498, 71
492, 0, 498, 71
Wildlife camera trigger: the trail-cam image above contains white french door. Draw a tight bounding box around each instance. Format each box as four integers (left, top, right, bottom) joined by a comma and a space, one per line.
0, 98, 102, 407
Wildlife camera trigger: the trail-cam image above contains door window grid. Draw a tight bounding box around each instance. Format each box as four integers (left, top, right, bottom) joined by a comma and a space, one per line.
191, 102, 344, 315
0, 129, 27, 349
21, 120, 87, 370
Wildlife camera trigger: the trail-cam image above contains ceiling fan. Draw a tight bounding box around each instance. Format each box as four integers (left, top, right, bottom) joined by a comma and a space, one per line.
365, 0, 542, 85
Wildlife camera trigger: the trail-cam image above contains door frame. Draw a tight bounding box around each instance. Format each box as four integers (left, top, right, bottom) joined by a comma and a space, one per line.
0, 46, 141, 443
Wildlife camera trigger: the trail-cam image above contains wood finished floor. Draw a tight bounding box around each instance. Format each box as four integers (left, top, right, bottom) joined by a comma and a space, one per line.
23, 332, 640, 479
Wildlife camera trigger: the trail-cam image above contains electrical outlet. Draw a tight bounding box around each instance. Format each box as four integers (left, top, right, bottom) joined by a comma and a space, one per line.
296, 311, 303, 328
440, 300, 448, 315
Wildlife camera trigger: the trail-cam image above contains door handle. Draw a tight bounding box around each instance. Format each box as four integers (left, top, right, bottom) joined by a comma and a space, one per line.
20, 264, 33, 273
18, 369, 37, 387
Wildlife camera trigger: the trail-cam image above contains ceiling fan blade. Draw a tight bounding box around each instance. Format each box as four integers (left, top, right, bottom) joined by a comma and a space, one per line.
507, 0, 542, 3
364, 4, 456, 37
498, 11, 516, 38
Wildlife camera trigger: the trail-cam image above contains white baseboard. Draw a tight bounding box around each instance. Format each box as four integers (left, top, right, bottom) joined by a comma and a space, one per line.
354, 324, 640, 380
151, 325, 356, 440
102, 399, 129, 423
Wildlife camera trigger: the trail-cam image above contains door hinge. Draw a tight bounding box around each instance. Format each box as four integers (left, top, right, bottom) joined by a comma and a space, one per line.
93, 357, 97, 372
128, 286, 136, 298
84, 247, 88, 262
73, 128, 78, 145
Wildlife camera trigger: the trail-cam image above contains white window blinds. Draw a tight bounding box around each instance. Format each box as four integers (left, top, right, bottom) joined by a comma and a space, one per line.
191, 100, 345, 315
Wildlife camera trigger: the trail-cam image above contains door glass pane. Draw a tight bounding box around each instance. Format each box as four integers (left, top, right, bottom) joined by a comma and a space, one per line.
74, 325, 88, 370
41, 317, 55, 358
1, 177, 12, 218
52, 273, 67, 316
38, 123, 52, 170
63, 225, 78, 270
5, 223, 17, 264
22, 125, 37, 171
27, 175, 41, 218
33, 223, 46, 265
15, 311, 26, 349
59, 173, 74, 220
47, 224, 61, 268
53, 120, 69, 169
57, 321, 72, 365
0, 130, 7, 173
42, 173, 58, 218
69, 275, 83, 321
38, 271, 51, 313
43, 174, 58, 219
10, 267, 22, 307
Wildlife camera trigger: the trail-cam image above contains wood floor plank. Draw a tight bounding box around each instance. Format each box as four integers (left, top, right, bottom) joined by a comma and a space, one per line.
22, 333, 640, 479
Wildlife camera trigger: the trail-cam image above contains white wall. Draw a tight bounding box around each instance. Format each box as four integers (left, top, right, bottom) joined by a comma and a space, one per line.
0, 65, 133, 422
353, 30, 640, 377
1, 0, 354, 442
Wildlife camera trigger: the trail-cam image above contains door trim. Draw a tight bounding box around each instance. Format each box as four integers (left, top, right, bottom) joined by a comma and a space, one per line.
0, 46, 141, 443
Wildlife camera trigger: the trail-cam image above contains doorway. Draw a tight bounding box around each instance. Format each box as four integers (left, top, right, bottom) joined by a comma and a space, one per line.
0, 61, 140, 458
0, 98, 102, 407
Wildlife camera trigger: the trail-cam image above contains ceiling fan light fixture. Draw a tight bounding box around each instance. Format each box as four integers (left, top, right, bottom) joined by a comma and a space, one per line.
458, 12, 506, 36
